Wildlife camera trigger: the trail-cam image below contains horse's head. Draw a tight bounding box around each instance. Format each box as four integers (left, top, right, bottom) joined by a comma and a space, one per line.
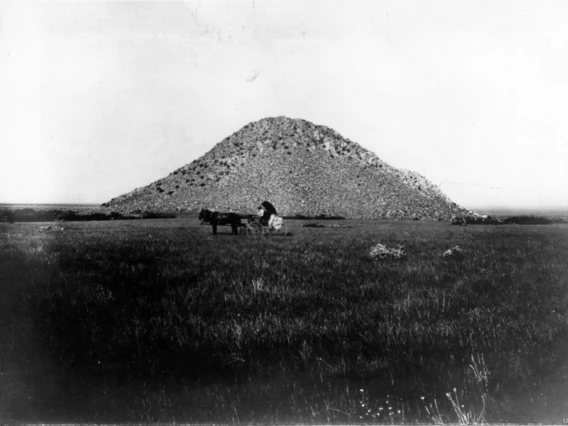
199, 209, 210, 223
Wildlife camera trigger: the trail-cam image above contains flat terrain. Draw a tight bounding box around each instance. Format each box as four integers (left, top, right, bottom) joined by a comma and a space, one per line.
1, 217, 567, 423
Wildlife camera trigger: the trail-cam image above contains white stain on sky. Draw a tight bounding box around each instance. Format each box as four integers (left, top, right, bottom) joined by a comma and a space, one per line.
1, 0, 567, 209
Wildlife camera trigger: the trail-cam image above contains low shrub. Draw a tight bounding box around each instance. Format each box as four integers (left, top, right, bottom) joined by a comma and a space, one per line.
502, 215, 553, 225
140, 212, 177, 219
302, 223, 326, 228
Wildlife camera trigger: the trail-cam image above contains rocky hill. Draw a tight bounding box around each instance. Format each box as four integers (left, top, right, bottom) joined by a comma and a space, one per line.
103, 116, 468, 220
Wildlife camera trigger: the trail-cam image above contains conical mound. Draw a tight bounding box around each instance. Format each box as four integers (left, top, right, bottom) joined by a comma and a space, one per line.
103, 116, 467, 220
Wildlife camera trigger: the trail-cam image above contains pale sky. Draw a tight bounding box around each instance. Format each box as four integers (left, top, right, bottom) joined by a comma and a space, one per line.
1, 0, 567, 209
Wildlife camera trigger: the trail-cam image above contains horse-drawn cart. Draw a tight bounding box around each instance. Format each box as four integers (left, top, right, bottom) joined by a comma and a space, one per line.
243, 215, 288, 236
199, 208, 287, 236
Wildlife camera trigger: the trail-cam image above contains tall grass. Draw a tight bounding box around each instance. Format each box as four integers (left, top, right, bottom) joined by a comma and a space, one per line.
1, 220, 567, 423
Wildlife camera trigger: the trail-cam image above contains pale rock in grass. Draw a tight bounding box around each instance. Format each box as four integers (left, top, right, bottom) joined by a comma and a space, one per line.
39, 225, 65, 232
443, 246, 464, 257
369, 243, 406, 260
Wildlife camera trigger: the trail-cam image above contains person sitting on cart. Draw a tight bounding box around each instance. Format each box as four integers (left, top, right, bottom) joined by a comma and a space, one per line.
257, 201, 277, 226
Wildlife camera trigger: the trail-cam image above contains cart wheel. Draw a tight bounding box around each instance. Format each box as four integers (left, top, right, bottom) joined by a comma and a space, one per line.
264, 223, 288, 236
277, 223, 288, 236
246, 221, 262, 235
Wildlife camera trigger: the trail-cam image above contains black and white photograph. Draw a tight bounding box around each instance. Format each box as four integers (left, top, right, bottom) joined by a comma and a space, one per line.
1, 0, 567, 423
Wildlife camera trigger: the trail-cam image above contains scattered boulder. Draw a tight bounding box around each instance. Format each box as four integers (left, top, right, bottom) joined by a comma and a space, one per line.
369, 243, 406, 260
39, 225, 65, 232
443, 246, 464, 257
451, 214, 501, 225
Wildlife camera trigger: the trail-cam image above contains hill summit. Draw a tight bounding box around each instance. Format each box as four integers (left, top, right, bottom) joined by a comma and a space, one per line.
103, 116, 468, 220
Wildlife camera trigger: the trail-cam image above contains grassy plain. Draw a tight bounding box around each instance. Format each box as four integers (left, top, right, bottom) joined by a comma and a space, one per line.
1, 217, 567, 423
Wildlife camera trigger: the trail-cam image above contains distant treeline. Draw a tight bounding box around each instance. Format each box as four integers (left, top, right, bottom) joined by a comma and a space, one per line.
0, 208, 176, 223
453, 214, 567, 226
502, 215, 557, 225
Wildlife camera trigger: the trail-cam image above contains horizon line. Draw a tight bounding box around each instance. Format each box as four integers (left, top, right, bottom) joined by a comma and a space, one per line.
2, 201, 568, 212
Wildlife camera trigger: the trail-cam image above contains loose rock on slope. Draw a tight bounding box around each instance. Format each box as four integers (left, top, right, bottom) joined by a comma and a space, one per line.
103, 116, 468, 220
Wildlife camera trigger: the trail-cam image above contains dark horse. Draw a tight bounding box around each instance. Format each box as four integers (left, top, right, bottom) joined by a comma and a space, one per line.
199, 209, 242, 235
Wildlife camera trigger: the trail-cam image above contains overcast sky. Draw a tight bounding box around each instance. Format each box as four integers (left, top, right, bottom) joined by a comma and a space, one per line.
1, 0, 567, 209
